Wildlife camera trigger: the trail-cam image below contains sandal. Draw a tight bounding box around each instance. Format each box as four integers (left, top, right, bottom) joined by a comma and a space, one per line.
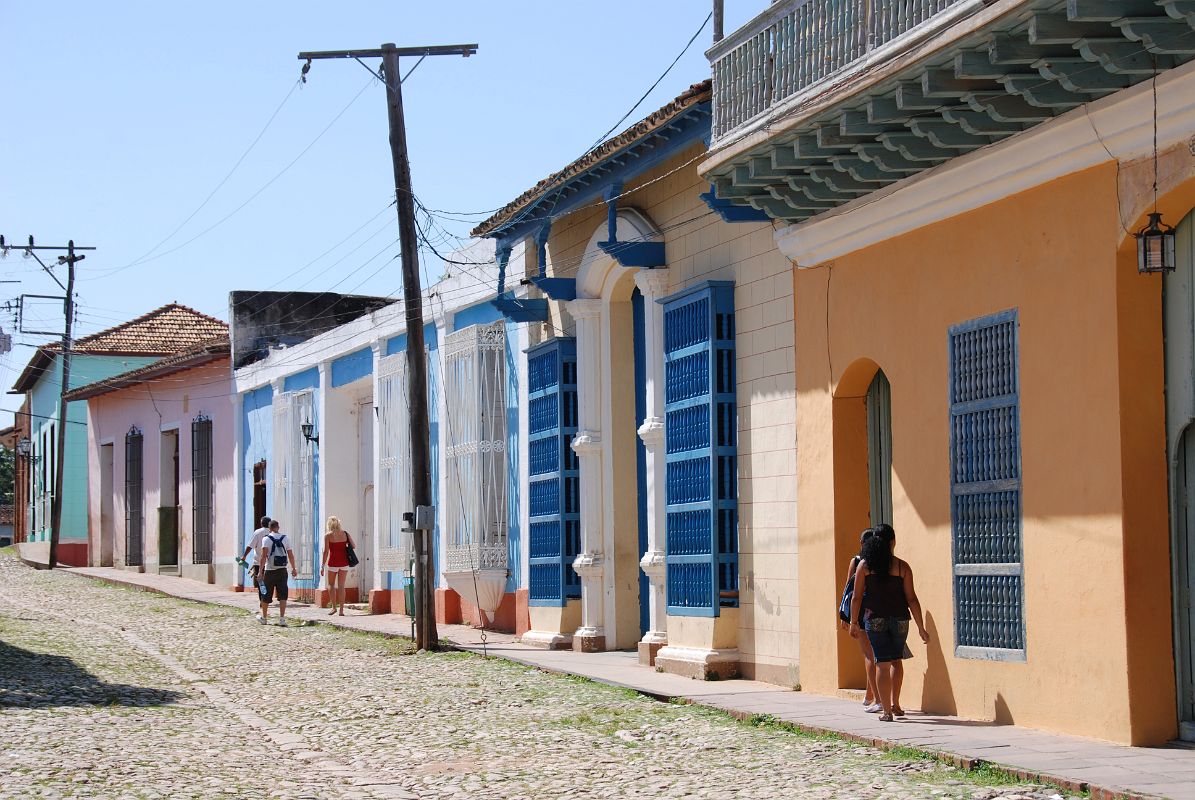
879, 713, 894, 722
892, 706, 905, 717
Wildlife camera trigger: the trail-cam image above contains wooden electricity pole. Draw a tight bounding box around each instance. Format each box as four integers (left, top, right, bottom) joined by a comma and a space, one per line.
297, 43, 476, 651
0, 235, 93, 569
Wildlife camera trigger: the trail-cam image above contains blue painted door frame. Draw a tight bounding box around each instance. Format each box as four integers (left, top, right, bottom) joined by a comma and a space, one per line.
633, 289, 649, 637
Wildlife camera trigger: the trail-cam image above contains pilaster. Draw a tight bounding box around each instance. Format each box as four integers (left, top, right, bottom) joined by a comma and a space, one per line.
633, 269, 671, 663
566, 298, 607, 651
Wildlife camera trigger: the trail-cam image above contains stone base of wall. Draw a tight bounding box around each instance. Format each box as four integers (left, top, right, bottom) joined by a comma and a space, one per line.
738, 658, 801, 690
514, 589, 530, 636
655, 646, 740, 681
638, 640, 665, 667
435, 587, 462, 624
574, 633, 606, 653
317, 587, 361, 607
521, 630, 573, 650
368, 588, 391, 614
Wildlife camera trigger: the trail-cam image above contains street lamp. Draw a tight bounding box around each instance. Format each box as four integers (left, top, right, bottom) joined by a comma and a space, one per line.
301, 419, 319, 445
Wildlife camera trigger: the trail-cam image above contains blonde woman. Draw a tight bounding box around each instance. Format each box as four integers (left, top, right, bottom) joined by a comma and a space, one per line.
320, 516, 355, 616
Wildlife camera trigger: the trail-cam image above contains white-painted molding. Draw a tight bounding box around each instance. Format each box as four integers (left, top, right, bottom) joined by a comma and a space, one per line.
233, 242, 526, 393
774, 58, 1195, 266
576, 209, 663, 300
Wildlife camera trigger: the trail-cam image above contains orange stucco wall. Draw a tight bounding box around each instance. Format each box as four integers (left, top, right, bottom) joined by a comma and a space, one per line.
795, 163, 1178, 745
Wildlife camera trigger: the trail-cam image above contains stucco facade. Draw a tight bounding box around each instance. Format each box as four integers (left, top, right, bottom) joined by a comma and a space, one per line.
81, 359, 236, 584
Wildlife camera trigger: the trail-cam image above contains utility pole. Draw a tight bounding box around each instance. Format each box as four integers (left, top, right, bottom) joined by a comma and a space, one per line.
297, 43, 476, 651
0, 236, 93, 569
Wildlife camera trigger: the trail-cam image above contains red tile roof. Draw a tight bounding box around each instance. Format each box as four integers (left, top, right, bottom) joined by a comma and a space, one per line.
11, 303, 229, 393
66, 302, 227, 355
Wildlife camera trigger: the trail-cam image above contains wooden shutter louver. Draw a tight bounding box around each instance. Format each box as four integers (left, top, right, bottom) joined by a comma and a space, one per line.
527, 338, 581, 605
949, 310, 1025, 659
124, 428, 144, 566
191, 416, 213, 564
663, 281, 738, 616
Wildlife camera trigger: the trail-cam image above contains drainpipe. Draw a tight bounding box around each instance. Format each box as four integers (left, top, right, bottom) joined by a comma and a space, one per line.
713, 0, 724, 43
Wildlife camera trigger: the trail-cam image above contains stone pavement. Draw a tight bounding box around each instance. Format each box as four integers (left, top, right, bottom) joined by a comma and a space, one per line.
1, 554, 1084, 800
64, 563, 1195, 800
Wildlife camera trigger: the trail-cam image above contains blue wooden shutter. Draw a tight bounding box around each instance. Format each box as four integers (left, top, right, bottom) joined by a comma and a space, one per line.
663, 281, 738, 616
125, 428, 144, 567
949, 309, 1025, 658
527, 338, 581, 605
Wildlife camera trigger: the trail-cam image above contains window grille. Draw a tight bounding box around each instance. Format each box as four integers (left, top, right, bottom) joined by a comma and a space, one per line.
662, 281, 738, 616
867, 370, 893, 525
949, 310, 1025, 659
443, 322, 508, 573
376, 353, 414, 573
191, 416, 213, 564
526, 337, 581, 605
125, 428, 143, 566
272, 390, 316, 578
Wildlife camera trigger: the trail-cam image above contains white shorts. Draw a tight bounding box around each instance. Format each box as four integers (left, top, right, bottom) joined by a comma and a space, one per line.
325, 565, 351, 573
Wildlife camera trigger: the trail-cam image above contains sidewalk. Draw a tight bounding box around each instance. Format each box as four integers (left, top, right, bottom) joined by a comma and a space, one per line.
66, 565, 1195, 800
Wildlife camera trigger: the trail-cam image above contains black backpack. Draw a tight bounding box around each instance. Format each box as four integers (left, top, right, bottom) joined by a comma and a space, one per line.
266, 534, 288, 568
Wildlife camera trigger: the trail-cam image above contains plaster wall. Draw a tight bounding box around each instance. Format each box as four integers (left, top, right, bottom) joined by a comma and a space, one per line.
27, 354, 158, 544
545, 145, 799, 680
323, 376, 372, 592
792, 163, 1176, 744
85, 360, 236, 583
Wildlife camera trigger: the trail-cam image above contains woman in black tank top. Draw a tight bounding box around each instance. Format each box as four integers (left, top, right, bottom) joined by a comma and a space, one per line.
847, 525, 930, 722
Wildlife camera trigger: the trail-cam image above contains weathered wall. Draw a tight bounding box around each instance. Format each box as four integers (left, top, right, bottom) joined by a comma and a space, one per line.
545, 144, 800, 682
793, 162, 1177, 744
230, 291, 393, 369
86, 360, 236, 583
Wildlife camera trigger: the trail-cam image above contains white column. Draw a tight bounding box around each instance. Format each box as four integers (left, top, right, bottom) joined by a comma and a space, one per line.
567, 298, 607, 652
634, 270, 671, 655
369, 340, 386, 601
230, 390, 245, 589
316, 362, 330, 597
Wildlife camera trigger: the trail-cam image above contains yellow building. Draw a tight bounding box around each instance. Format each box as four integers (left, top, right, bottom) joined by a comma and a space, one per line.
702, 0, 1195, 745
475, 82, 802, 686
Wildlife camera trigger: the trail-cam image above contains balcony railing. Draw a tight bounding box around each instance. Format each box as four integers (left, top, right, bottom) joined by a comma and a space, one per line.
709, 0, 967, 140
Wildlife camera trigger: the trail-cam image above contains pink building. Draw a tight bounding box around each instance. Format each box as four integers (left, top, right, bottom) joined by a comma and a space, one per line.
68, 336, 237, 585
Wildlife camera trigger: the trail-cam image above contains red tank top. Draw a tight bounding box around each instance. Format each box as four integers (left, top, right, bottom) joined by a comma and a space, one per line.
327, 537, 350, 568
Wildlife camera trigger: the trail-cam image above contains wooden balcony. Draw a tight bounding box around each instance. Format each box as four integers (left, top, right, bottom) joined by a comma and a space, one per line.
710, 0, 972, 141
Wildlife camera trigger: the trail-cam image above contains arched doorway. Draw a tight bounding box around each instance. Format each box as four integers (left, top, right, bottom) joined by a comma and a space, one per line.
1166, 207, 1195, 740
833, 360, 893, 691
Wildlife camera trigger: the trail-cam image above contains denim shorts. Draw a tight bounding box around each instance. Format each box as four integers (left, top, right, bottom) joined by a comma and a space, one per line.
865, 617, 911, 663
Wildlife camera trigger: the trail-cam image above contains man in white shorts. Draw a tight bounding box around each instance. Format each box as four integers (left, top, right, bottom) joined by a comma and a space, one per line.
243, 516, 271, 622
257, 520, 298, 627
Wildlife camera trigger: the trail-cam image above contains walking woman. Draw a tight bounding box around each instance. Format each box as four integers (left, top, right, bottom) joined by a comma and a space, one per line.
320, 516, 355, 616
839, 529, 880, 712
848, 524, 929, 722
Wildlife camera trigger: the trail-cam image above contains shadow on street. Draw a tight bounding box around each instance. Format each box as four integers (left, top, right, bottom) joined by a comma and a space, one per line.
0, 639, 185, 709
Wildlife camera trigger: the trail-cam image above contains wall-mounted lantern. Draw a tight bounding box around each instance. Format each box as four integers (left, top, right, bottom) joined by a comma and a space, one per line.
16, 437, 32, 459
1136, 212, 1177, 274
1135, 65, 1177, 274
301, 419, 319, 446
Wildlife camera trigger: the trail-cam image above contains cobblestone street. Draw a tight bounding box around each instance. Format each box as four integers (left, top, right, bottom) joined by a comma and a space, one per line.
0, 554, 1080, 800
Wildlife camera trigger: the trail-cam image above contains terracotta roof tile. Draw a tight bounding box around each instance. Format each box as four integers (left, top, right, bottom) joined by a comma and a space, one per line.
471, 80, 712, 238
11, 303, 229, 393
64, 302, 228, 355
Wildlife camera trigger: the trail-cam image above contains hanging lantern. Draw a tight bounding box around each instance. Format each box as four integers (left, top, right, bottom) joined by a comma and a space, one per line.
1135, 212, 1177, 274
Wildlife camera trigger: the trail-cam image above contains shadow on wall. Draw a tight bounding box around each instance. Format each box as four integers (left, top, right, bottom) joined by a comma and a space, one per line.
919, 610, 958, 716
0, 640, 185, 709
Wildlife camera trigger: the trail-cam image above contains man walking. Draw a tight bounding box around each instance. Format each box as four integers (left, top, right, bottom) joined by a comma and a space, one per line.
243, 516, 271, 622
257, 520, 298, 627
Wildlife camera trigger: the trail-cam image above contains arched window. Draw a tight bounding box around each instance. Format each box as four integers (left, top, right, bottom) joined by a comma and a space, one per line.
866, 370, 892, 526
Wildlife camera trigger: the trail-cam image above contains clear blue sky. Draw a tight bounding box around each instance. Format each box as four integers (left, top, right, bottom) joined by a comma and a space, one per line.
0, 1, 762, 428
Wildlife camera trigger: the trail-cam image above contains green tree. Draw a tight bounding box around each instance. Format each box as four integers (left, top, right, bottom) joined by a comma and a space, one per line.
0, 446, 13, 506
